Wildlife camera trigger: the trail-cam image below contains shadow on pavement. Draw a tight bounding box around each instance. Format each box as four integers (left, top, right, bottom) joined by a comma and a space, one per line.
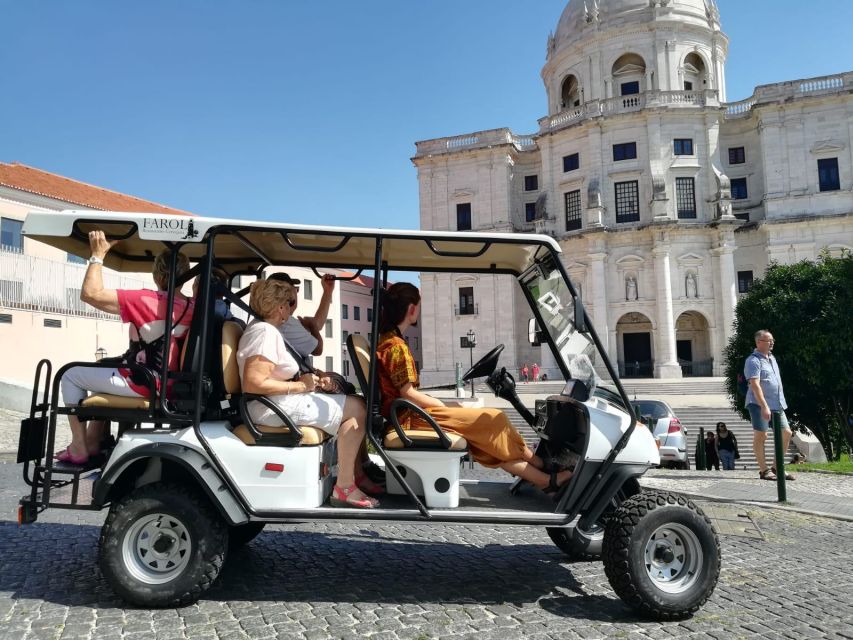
0, 522, 640, 622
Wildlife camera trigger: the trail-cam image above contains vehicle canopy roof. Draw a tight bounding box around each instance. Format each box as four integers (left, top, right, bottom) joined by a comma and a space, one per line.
22, 210, 562, 275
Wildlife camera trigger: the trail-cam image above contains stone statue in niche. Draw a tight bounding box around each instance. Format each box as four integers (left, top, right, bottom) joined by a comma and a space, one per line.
626, 275, 638, 301
686, 272, 698, 298
588, 178, 602, 209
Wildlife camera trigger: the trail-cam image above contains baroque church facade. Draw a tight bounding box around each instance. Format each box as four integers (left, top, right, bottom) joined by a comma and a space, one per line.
413, 0, 853, 384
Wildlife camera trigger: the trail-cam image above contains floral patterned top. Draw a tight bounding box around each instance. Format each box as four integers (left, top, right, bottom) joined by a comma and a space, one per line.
375, 329, 418, 427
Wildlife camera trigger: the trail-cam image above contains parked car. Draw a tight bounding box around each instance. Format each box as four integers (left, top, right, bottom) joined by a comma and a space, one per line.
630, 400, 690, 470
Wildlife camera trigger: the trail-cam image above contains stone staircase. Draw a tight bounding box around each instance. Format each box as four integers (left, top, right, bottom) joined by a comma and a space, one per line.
476, 377, 728, 398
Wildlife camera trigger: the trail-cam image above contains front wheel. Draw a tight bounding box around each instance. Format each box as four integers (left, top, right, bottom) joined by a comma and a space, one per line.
602, 491, 720, 620
99, 482, 228, 607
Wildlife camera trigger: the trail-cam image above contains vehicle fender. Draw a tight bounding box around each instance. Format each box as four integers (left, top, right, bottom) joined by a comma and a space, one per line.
92, 443, 248, 526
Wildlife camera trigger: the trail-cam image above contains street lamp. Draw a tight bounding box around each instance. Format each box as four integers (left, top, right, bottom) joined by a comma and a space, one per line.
466, 329, 477, 398
95, 347, 107, 361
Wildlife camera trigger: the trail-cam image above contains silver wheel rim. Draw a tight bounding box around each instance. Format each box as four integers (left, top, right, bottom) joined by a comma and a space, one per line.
643, 523, 703, 594
122, 513, 192, 585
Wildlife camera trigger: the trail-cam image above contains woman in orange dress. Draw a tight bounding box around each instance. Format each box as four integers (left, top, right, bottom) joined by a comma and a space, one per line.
375, 283, 572, 492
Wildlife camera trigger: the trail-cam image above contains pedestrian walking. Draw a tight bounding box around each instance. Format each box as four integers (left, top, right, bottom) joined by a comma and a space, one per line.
532, 363, 540, 382
715, 422, 738, 470
520, 364, 529, 383
744, 330, 795, 481
696, 431, 720, 470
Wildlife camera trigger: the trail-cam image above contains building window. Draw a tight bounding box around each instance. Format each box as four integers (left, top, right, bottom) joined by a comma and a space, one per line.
676, 177, 697, 219
325, 319, 333, 338
818, 158, 841, 192
613, 142, 637, 162
683, 81, 694, 91
66, 253, 86, 265
367, 308, 372, 322
564, 190, 582, 231
353, 306, 360, 321
44, 319, 62, 328
673, 139, 694, 156
342, 329, 349, 344
524, 175, 538, 191
457, 203, 472, 230
0, 313, 12, 324
563, 153, 579, 172
342, 304, 348, 320
731, 178, 748, 200
343, 360, 350, 377
615, 181, 640, 223
458, 286, 475, 315
729, 147, 746, 165
525, 202, 537, 222
737, 270, 754, 294
303, 279, 313, 300
621, 81, 640, 96
325, 356, 333, 372
368, 332, 372, 344
0, 218, 23, 252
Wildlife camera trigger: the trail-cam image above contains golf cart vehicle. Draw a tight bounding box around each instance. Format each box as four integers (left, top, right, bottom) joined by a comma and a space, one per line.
16, 210, 720, 618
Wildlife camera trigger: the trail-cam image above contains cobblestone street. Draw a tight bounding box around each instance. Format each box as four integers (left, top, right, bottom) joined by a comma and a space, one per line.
1, 460, 852, 640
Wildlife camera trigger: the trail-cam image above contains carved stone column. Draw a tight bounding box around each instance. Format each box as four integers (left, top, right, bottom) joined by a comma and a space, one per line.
652, 242, 682, 378
712, 230, 738, 346
588, 250, 610, 357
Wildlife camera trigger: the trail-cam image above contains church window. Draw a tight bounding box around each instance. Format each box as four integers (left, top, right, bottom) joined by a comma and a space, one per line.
458, 287, 475, 315
525, 202, 537, 222
683, 81, 693, 91
737, 270, 754, 294
613, 142, 637, 162
621, 81, 640, 96
456, 203, 472, 230
729, 147, 746, 165
564, 190, 582, 231
731, 178, 748, 200
818, 158, 840, 192
524, 175, 539, 191
615, 181, 640, 223
674, 139, 694, 156
563, 153, 579, 172
676, 178, 697, 219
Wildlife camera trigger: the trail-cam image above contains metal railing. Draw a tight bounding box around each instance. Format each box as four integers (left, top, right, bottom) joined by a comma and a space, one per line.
618, 359, 655, 378
454, 304, 479, 316
679, 358, 714, 377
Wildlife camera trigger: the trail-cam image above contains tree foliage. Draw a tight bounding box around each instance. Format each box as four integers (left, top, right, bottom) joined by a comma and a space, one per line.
723, 252, 853, 460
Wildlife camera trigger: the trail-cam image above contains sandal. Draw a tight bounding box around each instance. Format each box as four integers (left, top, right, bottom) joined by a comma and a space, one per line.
772, 466, 795, 481
543, 471, 572, 495
355, 473, 386, 496
55, 447, 89, 466
330, 484, 379, 509
759, 468, 777, 481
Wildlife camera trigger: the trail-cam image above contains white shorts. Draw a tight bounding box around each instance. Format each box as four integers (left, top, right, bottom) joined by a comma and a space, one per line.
61, 366, 143, 406
248, 393, 346, 435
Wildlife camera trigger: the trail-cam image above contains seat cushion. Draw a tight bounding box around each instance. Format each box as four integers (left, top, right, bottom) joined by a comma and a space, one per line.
384, 429, 468, 450
232, 423, 329, 446
81, 394, 150, 409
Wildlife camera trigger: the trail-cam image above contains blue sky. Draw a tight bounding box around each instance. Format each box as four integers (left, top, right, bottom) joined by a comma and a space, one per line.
2, 0, 851, 230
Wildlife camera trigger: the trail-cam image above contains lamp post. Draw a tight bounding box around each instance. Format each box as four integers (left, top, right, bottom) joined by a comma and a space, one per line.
466, 329, 477, 398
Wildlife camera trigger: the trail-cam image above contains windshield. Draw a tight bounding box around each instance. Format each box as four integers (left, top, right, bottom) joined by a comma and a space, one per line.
520, 252, 599, 395
630, 401, 672, 420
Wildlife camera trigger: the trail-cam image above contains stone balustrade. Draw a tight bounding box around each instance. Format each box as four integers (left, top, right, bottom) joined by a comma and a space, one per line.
725, 71, 852, 118
414, 127, 538, 157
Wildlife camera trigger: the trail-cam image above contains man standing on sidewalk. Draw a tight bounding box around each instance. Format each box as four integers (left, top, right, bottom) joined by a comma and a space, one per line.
745, 329, 795, 481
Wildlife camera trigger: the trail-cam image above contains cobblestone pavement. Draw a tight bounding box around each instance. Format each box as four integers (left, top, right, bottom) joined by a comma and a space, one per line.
2, 462, 853, 639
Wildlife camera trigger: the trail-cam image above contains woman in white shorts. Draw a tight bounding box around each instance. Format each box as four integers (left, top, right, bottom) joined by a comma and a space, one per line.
237, 278, 381, 509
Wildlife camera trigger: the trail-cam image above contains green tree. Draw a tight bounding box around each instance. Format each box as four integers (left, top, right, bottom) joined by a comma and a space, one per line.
723, 252, 853, 460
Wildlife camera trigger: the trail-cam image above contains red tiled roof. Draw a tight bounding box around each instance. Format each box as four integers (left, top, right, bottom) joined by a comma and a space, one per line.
0, 162, 193, 216
339, 271, 380, 288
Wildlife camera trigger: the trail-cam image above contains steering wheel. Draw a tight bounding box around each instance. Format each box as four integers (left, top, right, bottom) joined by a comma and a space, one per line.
462, 344, 505, 381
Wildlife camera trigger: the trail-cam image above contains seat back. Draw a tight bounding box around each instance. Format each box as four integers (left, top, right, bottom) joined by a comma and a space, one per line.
347, 334, 372, 397
221, 321, 244, 395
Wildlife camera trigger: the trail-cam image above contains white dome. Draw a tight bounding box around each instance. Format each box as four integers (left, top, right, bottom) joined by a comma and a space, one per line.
553, 0, 718, 52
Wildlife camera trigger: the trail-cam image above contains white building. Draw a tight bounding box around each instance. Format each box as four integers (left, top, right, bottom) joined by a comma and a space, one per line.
413, 0, 853, 384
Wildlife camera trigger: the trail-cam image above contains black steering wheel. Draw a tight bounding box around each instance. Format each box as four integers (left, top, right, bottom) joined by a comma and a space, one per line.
462, 344, 505, 381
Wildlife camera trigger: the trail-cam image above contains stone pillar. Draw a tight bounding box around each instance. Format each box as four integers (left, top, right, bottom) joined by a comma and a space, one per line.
588, 250, 610, 358
652, 243, 682, 378
712, 230, 738, 374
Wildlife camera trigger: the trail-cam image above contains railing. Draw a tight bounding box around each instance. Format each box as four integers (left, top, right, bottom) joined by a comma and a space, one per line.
724, 72, 852, 119
602, 94, 646, 114
618, 359, 655, 378
0, 249, 150, 319
679, 358, 714, 377
454, 304, 479, 317
414, 127, 538, 157
725, 97, 756, 117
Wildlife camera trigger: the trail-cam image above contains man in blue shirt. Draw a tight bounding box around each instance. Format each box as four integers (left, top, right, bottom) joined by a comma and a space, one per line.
745, 329, 795, 481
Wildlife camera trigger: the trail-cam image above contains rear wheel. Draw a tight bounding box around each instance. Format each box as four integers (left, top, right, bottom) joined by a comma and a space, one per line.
602, 491, 720, 620
547, 478, 641, 561
99, 482, 228, 607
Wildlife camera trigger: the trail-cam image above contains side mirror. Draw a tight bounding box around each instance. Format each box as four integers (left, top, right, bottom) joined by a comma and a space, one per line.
528, 318, 544, 346
574, 293, 588, 333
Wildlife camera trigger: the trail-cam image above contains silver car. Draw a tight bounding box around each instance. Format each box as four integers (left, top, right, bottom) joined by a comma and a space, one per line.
630, 399, 690, 470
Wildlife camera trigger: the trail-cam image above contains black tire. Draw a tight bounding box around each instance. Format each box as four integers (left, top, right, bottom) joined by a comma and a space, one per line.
676, 459, 690, 471
547, 478, 641, 561
602, 491, 720, 620
98, 482, 228, 607
228, 522, 265, 551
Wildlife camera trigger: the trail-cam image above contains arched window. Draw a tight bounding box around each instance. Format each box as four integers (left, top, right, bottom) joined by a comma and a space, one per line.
612, 53, 647, 96
560, 74, 581, 109
682, 53, 707, 92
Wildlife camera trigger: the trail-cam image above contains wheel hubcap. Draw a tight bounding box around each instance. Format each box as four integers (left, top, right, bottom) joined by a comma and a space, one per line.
643, 523, 703, 594
123, 513, 192, 585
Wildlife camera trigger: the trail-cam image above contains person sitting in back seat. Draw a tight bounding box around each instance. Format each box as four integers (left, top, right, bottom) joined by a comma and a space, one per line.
236, 278, 382, 509
57, 230, 193, 465
376, 283, 573, 493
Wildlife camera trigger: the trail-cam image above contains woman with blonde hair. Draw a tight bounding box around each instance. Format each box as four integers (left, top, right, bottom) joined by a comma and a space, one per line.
236, 278, 381, 509
376, 283, 572, 493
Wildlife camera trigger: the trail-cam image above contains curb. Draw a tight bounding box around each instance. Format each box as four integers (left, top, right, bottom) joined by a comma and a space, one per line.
664, 488, 853, 523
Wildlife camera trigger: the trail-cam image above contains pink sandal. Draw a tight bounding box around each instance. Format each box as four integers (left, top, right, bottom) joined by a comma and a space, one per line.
55, 447, 89, 465
355, 473, 386, 496
330, 484, 379, 509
